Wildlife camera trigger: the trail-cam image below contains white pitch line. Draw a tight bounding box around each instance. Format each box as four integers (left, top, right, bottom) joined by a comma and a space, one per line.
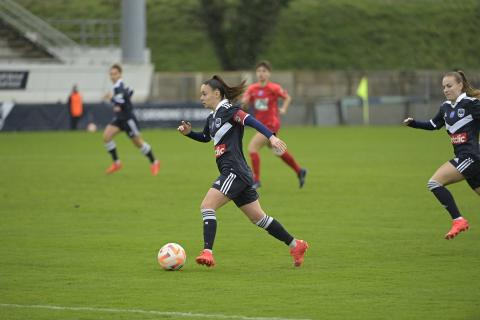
0, 303, 312, 320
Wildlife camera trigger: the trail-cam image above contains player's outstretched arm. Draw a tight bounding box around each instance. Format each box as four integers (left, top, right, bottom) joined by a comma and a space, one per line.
404, 107, 445, 130
403, 117, 437, 130
178, 120, 211, 142
237, 111, 287, 152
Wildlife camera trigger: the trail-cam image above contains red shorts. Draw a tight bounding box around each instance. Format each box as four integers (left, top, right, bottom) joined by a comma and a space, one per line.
257, 118, 280, 134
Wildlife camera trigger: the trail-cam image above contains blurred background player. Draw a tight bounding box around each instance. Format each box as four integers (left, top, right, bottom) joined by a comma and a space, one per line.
178, 75, 308, 268
404, 70, 480, 240
242, 60, 307, 189
103, 64, 160, 175
67, 84, 83, 130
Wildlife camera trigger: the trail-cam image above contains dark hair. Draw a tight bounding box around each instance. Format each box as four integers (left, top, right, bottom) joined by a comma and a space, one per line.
255, 60, 272, 71
444, 70, 480, 98
110, 63, 122, 73
203, 75, 246, 102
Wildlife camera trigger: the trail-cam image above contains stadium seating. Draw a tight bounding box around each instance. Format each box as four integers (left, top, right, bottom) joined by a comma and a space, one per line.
0, 0, 153, 104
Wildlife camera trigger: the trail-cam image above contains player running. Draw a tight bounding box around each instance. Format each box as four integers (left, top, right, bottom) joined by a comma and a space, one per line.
103, 64, 160, 175
242, 60, 307, 189
404, 70, 480, 240
178, 75, 308, 267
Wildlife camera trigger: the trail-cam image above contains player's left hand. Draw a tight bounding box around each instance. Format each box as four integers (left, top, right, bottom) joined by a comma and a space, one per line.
279, 107, 287, 115
269, 135, 287, 153
403, 117, 414, 126
177, 120, 192, 135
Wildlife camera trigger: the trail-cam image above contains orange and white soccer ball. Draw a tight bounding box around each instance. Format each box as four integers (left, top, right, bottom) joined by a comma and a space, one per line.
157, 243, 186, 271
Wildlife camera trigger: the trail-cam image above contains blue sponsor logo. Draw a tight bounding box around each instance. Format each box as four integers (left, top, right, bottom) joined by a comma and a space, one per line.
449, 111, 455, 118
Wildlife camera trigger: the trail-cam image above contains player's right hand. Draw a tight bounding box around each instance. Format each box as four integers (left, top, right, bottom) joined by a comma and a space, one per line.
269, 135, 287, 154
403, 117, 414, 126
177, 120, 192, 135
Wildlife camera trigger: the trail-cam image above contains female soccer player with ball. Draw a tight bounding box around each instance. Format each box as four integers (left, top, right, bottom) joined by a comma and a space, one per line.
178, 75, 308, 268
404, 70, 480, 240
242, 61, 307, 189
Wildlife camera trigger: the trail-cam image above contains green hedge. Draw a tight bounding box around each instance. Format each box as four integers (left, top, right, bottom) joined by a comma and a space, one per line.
16, 0, 480, 71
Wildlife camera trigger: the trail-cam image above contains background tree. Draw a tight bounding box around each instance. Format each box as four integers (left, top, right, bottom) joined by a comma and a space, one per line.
198, 0, 290, 70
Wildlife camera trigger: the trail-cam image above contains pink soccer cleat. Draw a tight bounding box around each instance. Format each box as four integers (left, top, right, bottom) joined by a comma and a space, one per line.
445, 218, 469, 240
105, 161, 122, 174
195, 249, 215, 267
290, 239, 309, 267
150, 160, 160, 176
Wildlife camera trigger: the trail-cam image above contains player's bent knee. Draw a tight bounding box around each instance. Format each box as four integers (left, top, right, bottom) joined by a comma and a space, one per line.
200, 201, 216, 211
248, 144, 259, 153
427, 179, 443, 191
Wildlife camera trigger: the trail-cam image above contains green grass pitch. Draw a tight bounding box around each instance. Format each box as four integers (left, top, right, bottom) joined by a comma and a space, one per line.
0, 126, 479, 320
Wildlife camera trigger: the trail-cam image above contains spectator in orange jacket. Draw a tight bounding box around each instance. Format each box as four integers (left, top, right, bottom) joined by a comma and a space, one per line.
68, 85, 83, 130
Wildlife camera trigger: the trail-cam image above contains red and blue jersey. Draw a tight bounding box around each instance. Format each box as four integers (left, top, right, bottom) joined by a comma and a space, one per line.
244, 82, 288, 132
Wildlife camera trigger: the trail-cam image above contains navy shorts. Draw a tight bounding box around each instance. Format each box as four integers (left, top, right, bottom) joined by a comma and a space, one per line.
110, 117, 141, 138
449, 155, 480, 189
211, 172, 259, 207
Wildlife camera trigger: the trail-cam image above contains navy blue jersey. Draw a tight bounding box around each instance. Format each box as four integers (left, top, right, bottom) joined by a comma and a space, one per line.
200, 100, 254, 184
111, 79, 134, 120
425, 93, 480, 157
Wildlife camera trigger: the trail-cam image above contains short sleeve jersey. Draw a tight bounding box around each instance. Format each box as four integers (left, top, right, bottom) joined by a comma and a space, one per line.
429, 93, 480, 157
244, 82, 288, 127
201, 99, 253, 184
111, 79, 134, 120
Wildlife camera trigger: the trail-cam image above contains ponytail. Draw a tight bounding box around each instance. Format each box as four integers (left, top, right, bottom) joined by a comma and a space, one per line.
203, 75, 246, 102
445, 70, 480, 99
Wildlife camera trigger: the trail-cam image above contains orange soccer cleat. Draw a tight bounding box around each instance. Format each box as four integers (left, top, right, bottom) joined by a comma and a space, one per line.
445, 218, 469, 240
195, 249, 215, 267
105, 161, 122, 174
150, 160, 160, 176
290, 240, 309, 267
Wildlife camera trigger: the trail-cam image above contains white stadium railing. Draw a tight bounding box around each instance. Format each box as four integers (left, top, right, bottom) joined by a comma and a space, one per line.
0, 0, 79, 61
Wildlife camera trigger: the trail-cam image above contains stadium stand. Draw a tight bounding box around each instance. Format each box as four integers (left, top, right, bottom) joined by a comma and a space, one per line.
0, 20, 57, 62
0, 0, 153, 105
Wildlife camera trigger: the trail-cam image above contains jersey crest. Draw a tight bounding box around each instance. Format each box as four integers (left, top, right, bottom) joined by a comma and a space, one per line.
254, 98, 269, 111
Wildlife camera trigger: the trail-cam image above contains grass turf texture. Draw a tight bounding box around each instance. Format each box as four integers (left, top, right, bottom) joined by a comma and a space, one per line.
0, 127, 479, 320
